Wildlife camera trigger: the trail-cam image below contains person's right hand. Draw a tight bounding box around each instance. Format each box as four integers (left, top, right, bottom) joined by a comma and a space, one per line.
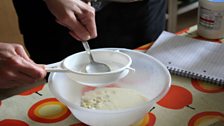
44, 0, 97, 41
0, 42, 47, 89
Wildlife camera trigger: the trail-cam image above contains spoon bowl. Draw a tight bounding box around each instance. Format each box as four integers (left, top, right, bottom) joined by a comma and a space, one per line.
86, 61, 111, 73
82, 41, 111, 73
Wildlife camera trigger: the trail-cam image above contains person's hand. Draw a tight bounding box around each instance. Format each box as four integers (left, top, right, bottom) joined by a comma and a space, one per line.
0, 43, 47, 89
44, 0, 97, 41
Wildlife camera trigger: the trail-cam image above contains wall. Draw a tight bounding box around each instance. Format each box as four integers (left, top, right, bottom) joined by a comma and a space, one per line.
0, 0, 24, 44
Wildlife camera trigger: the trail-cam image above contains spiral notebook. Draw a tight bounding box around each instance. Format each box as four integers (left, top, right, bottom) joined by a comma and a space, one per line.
146, 31, 224, 86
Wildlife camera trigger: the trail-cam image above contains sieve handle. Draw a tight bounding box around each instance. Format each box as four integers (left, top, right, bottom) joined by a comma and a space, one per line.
45, 61, 68, 72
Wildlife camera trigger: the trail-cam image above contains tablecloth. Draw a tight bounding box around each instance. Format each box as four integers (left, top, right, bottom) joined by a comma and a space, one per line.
0, 25, 223, 126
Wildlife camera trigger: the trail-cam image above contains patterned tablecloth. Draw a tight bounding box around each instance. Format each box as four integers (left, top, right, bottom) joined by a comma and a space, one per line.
0, 26, 224, 126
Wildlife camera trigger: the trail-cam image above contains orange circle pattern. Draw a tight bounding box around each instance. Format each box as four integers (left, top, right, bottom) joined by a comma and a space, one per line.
0, 119, 29, 126
28, 98, 71, 123
188, 111, 224, 126
192, 80, 224, 93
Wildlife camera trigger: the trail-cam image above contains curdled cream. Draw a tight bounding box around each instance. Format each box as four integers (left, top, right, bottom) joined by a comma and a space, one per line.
81, 88, 148, 110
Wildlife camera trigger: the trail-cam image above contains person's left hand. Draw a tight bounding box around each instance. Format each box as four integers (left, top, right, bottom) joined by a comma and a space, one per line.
0, 42, 47, 89
44, 0, 97, 41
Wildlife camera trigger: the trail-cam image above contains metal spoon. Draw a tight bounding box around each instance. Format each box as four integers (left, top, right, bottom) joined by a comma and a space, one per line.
82, 41, 111, 73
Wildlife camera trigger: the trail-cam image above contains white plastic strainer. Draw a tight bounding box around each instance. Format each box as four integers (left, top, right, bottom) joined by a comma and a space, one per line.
45, 49, 135, 86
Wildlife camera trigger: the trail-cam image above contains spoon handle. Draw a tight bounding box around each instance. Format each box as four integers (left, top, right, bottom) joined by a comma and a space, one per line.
82, 41, 95, 62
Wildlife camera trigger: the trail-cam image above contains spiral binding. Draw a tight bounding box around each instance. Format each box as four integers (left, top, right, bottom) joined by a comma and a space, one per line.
167, 66, 224, 86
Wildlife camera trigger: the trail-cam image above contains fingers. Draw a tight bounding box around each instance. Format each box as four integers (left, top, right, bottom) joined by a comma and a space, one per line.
14, 44, 33, 62
0, 80, 20, 89
76, 6, 97, 39
69, 31, 81, 41
0, 71, 36, 89
10, 44, 46, 79
0, 68, 34, 89
15, 45, 47, 79
0, 56, 46, 89
55, 0, 97, 41
11, 56, 47, 80
57, 12, 92, 40
0, 43, 46, 89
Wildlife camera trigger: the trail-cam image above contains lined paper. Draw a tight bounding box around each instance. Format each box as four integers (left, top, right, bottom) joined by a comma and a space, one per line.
146, 31, 224, 85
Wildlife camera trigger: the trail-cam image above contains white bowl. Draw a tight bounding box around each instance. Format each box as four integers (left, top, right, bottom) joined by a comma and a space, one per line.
48, 48, 171, 126
46, 49, 134, 86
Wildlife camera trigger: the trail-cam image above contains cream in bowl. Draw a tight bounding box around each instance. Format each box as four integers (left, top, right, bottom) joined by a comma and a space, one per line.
81, 87, 148, 110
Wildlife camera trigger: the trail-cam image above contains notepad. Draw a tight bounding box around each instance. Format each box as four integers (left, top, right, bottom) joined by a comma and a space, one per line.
146, 31, 224, 86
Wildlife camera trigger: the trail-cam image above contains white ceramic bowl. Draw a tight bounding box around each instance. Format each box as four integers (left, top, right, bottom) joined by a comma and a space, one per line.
46, 50, 134, 86
48, 48, 171, 126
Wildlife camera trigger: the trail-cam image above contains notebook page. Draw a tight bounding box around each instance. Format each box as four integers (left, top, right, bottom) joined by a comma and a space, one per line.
146, 31, 224, 83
